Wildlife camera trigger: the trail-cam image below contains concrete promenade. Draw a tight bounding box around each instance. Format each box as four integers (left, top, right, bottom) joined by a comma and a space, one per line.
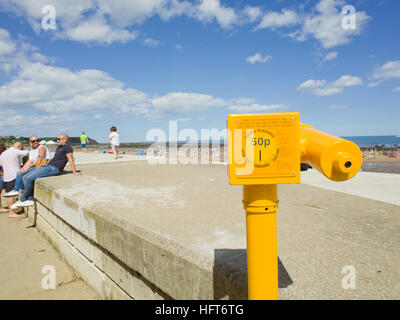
1, 152, 399, 299
71, 151, 160, 165
301, 169, 400, 206
35, 154, 400, 298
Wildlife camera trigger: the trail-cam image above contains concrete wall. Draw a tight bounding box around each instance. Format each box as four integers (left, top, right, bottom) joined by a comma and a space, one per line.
26, 204, 164, 299
21, 161, 400, 300
25, 163, 248, 300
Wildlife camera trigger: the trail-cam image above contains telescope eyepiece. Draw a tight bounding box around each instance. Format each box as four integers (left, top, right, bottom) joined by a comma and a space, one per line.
345, 161, 352, 169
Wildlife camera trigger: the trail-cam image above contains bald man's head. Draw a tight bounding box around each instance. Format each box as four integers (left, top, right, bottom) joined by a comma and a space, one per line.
13, 142, 23, 150
57, 134, 69, 146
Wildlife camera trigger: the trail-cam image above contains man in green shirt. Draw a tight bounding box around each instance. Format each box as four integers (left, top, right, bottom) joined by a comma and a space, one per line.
80, 131, 90, 152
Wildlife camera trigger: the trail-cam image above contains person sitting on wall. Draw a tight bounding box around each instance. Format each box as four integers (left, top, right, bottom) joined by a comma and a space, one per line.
0, 142, 29, 218
11, 134, 83, 209
0, 141, 8, 213
4, 135, 50, 199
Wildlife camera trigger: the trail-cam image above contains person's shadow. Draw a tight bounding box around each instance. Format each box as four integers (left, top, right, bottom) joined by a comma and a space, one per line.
213, 249, 293, 300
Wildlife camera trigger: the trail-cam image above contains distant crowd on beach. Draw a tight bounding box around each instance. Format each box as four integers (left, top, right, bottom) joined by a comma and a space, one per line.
362, 148, 400, 160
0, 126, 120, 219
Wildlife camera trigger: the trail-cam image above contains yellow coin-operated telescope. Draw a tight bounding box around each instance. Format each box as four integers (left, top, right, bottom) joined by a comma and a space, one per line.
227, 112, 362, 300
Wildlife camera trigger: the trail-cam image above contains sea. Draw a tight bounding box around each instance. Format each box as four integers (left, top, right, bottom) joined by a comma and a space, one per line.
342, 135, 400, 148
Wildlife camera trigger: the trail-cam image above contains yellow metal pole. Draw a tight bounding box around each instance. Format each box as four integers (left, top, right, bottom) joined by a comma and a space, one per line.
243, 184, 279, 300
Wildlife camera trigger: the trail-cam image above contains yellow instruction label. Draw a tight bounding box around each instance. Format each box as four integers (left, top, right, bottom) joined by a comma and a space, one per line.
228, 112, 300, 185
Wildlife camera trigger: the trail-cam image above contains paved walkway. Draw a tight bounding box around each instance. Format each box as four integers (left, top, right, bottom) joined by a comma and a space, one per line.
72, 152, 400, 206
301, 169, 400, 206
34, 161, 400, 299
71, 151, 162, 166
0, 210, 99, 299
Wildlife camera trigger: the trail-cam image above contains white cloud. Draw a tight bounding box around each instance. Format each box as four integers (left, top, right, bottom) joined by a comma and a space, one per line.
144, 38, 162, 47
30, 52, 55, 64
246, 53, 272, 65
229, 98, 255, 105
0, 0, 95, 33
367, 60, 400, 88
0, 61, 150, 114
228, 104, 287, 113
0, 28, 58, 73
251, 0, 370, 49
243, 6, 262, 23
298, 79, 327, 90
195, 0, 237, 29
157, 0, 195, 21
0, 29, 16, 57
0, 0, 371, 49
0, 108, 86, 129
372, 60, 400, 81
256, 9, 300, 30
297, 0, 371, 49
64, 14, 138, 44
321, 51, 338, 63
394, 87, 400, 92
298, 75, 363, 96
151, 92, 227, 114
0, 0, 191, 44
0, 0, 244, 40
0, 30, 287, 123
0, 53, 278, 120
97, 0, 168, 26
0, 109, 23, 127
331, 74, 363, 87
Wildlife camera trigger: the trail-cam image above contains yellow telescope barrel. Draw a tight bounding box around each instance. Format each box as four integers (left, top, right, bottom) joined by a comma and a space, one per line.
300, 124, 363, 181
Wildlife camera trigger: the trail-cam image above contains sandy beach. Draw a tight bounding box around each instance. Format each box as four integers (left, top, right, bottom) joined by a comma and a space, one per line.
361, 152, 400, 174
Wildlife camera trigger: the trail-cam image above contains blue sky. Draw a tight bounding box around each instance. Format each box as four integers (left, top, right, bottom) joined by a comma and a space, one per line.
0, 0, 399, 142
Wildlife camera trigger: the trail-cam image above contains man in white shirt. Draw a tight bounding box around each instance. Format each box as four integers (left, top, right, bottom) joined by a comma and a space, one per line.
4, 135, 50, 198
0, 142, 29, 218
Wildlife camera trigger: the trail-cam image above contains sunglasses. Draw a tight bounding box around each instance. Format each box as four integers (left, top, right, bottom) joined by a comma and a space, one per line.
30, 139, 39, 143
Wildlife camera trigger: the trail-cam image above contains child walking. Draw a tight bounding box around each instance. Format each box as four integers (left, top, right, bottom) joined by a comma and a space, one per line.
106, 126, 120, 159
